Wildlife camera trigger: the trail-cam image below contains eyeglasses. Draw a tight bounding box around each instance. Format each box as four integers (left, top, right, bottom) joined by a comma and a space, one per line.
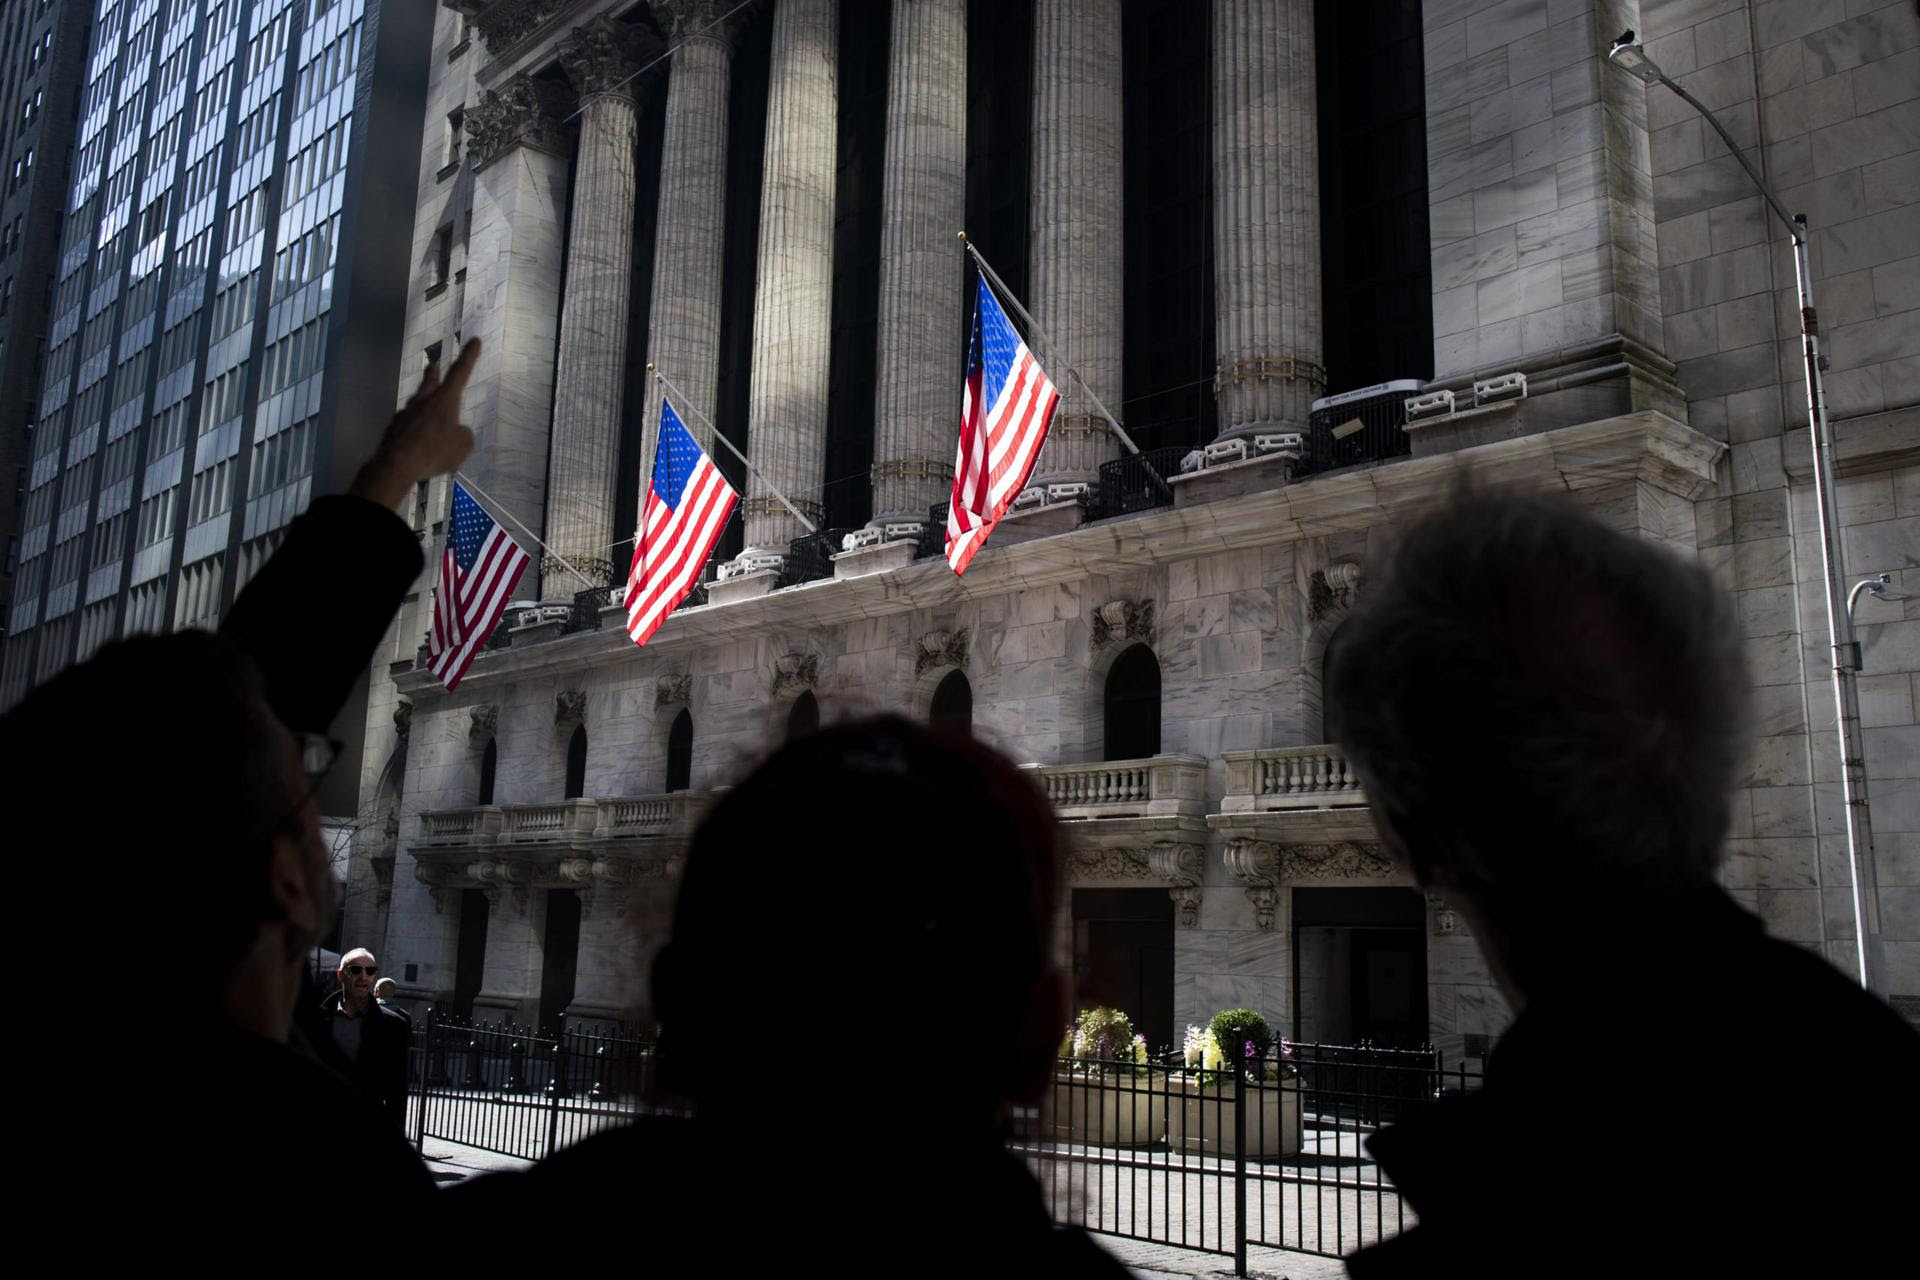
344, 965, 378, 977
298, 733, 344, 793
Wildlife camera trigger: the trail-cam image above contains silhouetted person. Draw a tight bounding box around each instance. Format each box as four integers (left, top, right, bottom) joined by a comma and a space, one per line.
1326, 489, 1919, 1278
446, 718, 1131, 1276
6, 341, 482, 1220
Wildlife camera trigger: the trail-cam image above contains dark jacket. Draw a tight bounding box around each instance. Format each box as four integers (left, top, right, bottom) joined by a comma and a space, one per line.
1345, 889, 1920, 1278
312, 988, 415, 1128
442, 1116, 1134, 1276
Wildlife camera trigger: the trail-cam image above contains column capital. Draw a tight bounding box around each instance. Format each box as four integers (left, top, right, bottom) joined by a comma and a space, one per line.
559, 15, 662, 100
467, 72, 573, 171
650, 0, 751, 46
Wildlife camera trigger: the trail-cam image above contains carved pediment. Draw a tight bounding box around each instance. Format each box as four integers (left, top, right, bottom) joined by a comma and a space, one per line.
655, 673, 691, 707
915, 628, 970, 676
1091, 599, 1154, 651
467, 72, 573, 170
771, 652, 819, 696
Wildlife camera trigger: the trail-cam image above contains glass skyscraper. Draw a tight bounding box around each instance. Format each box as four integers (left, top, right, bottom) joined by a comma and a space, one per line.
1, 0, 430, 812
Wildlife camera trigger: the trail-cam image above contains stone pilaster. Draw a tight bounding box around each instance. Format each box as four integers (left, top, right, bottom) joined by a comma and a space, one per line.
461, 73, 574, 599
730, 0, 837, 573
1212, 0, 1324, 441
866, 0, 968, 536
1025, 0, 1123, 502
545, 18, 658, 593
638, 1, 743, 525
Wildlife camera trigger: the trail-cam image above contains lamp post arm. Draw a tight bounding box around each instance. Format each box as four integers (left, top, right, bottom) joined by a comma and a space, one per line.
1651, 71, 1800, 239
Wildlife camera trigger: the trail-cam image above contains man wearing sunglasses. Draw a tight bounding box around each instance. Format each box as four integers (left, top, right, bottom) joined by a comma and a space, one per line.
317, 948, 412, 1127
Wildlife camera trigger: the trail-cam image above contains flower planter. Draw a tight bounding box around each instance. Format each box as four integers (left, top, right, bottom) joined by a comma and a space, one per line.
1048, 1071, 1167, 1147
1172, 1075, 1302, 1157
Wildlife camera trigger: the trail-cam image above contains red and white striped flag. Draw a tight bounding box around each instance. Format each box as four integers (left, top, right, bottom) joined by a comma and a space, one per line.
946, 276, 1060, 575
426, 482, 531, 690
626, 399, 737, 648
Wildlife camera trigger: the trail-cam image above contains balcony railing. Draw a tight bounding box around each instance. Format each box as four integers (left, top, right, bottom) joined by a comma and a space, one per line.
1220, 745, 1365, 813
1026, 754, 1207, 821
418, 795, 708, 846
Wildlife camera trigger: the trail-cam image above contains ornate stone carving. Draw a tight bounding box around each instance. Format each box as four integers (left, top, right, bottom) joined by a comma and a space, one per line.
655, 673, 692, 707
915, 628, 970, 676
1222, 837, 1277, 887
454, 0, 577, 56
650, 0, 748, 42
555, 689, 587, 725
1168, 884, 1202, 929
1145, 841, 1203, 886
1065, 848, 1151, 881
558, 15, 660, 98
1091, 599, 1155, 651
771, 652, 819, 696
466, 73, 573, 171
1247, 885, 1281, 932
1279, 842, 1396, 881
1308, 561, 1363, 622
469, 705, 498, 742
392, 699, 412, 738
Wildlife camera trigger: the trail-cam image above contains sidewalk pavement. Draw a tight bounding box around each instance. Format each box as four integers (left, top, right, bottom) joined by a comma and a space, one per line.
416, 1139, 1353, 1280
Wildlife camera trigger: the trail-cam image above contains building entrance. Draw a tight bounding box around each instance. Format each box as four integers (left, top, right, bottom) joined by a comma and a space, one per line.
1292, 887, 1428, 1048
1072, 888, 1175, 1053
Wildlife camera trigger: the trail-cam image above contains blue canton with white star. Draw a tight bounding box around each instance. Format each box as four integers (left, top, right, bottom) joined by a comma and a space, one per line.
450, 484, 497, 573
975, 277, 1023, 406
653, 400, 704, 510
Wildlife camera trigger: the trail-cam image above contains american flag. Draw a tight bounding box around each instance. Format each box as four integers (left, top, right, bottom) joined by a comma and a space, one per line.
427, 482, 531, 690
626, 399, 737, 648
946, 275, 1060, 575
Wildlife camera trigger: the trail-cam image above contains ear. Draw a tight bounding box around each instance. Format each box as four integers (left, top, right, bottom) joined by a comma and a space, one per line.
267, 832, 325, 941
1009, 964, 1071, 1104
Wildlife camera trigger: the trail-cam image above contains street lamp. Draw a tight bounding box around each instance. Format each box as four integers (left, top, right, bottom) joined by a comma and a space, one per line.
1609, 31, 1886, 996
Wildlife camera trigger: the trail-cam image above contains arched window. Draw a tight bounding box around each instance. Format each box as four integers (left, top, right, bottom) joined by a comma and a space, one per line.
787, 690, 819, 739
477, 739, 497, 806
1103, 645, 1161, 760
564, 725, 588, 799
666, 709, 693, 792
930, 669, 972, 734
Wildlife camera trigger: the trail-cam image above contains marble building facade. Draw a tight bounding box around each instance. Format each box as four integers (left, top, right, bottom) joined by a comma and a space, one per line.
345, 0, 1919, 1056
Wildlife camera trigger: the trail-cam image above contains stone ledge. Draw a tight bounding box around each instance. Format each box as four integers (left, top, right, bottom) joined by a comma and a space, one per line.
1782, 406, 1919, 481
392, 410, 1725, 698
832, 538, 918, 578
705, 568, 777, 607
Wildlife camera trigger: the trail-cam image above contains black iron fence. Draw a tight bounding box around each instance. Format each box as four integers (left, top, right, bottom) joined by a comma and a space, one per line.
1091, 446, 1185, 520
406, 1026, 1475, 1273
408, 1011, 674, 1162
1023, 1040, 1478, 1273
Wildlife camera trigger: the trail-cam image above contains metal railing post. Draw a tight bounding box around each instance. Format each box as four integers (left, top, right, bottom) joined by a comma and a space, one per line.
413, 1007, 433, 1153
1234, 1061, 1248, 1277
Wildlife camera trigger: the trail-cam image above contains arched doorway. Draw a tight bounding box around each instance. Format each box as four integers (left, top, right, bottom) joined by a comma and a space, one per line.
1103, 645, 1161, 760
930, 669, 972, 734
666, 708, 693, 792
787, 690, 819, 739
564, 725, 587, 799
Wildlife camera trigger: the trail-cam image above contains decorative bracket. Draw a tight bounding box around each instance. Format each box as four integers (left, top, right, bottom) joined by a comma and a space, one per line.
1091, 599, 1155, 651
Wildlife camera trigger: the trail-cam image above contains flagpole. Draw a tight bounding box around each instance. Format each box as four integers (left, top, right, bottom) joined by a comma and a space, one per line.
451, 469, 604, 593
648, 364, 820, 536
957, 232, 1173, 501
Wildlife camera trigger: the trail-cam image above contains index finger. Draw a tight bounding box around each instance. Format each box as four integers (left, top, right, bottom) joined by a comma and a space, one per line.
440, 337, 482, 399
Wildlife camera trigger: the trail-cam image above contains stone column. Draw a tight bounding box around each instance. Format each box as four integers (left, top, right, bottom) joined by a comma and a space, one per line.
461, 74, 574, 600
1024, 0, 1123, 503
638, 1, 742, 513
728, 0, 838, 575
1212, 0, 1324, 442
543, 19, 658, 594
866, 0, 968, 539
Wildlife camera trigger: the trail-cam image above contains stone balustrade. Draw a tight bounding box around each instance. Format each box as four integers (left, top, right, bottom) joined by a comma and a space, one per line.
417, 794, 710, 849
1027, 754, 1207, 821
1220, 745, 1365, 813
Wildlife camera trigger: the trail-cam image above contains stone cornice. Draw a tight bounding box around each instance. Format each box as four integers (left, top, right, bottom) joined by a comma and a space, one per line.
558, 13, 661, 98
394, 412, 1725, 702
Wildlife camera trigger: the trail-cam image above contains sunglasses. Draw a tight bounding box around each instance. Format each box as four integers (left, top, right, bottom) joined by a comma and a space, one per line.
344, 965, 378, 977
